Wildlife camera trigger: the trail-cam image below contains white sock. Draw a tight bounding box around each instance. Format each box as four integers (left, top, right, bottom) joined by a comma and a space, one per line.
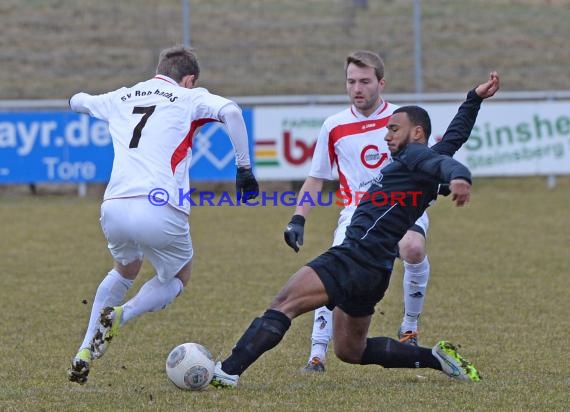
79, 269, 133, 352
401, 256, 430, 332
309, 306, 333, 362
121, 276, 183, 325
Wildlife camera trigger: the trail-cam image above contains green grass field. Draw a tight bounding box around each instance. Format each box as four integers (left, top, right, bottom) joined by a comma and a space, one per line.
1, 177, 569, 411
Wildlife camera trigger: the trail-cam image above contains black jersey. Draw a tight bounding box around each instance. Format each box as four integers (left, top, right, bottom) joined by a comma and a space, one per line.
340, 143, 471, 271
334, 88, 483, 272
307, 88, 484, 315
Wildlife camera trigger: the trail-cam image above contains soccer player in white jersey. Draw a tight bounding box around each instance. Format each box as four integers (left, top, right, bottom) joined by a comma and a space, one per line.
66, 45, 259, 384
284, 50, 429, 372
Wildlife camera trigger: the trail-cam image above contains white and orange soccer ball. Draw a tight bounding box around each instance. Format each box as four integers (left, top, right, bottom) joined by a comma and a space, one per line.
165, 342, 215, 390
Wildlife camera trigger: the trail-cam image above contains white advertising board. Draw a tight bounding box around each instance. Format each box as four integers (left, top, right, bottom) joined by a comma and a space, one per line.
253, 101, 570, 180
429, 101, 570, 176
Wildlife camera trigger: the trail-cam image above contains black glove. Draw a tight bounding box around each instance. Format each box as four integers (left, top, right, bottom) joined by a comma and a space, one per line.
284, 214, 305, 252
236, 166, 259, 202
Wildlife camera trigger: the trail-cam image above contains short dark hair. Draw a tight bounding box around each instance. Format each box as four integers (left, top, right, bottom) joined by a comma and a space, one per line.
345, 50, 384, 80
393, 105, 432, 139
156, 45, 200, 83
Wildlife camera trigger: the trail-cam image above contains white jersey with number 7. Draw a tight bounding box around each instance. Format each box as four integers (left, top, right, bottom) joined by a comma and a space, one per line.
69, 75, 243, 214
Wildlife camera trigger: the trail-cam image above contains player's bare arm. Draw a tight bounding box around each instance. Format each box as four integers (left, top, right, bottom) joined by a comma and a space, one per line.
294, 176, 325, 218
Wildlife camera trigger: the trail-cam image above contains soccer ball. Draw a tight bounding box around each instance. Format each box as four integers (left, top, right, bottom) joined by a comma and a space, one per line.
165, 342, 215, 390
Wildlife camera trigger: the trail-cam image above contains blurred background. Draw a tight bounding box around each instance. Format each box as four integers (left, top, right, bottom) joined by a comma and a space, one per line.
2, 0, 569, 99
1, 0, 569, 191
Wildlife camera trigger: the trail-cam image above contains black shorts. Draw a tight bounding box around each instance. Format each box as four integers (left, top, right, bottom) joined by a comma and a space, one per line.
307, 247, 392, 317
408, 223, 426, 237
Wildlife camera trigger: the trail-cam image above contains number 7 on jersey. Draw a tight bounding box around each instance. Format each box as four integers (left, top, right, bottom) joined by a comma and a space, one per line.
129, 105, 156, 148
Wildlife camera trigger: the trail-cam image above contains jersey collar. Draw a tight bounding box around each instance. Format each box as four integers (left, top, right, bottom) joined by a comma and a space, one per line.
154, 74, 178, 85
350, 99, 388, 119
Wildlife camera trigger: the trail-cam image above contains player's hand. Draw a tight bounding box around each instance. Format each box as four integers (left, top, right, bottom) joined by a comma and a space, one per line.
475, 71, 500, 99
284, 215, 305, 252
236, 166, 259, 202
450, 179, 471, 206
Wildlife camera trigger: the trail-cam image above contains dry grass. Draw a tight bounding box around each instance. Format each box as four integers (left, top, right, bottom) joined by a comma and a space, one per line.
0, 177, 569, 411
2, 0, 570, 99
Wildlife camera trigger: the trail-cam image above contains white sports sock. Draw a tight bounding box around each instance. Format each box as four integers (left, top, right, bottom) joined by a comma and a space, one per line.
79, 269, 133, 352
309, 306, 333, 362
401, 256, 430, 332
121, 275, 183, 325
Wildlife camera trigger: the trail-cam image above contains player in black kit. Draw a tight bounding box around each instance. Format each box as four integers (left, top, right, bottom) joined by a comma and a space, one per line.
210, 72, 500, 388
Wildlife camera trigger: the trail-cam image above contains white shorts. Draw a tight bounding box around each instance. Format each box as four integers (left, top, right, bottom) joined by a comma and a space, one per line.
332, 206, 429, 246
410, 211, 429, 237
100, 197, 193, 282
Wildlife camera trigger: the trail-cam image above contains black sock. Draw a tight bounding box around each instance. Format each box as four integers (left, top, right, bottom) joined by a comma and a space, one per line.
360, 337, 442, 370
222, 309, 291, 375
